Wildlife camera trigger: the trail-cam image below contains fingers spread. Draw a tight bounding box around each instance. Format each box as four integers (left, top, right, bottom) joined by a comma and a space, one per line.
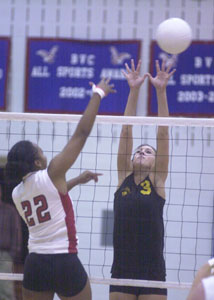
121, 69, 128, 78
136, 59, 142, 73
161, 59, 166, 71
131, 59, 135, 72
105, 78, 111, 84
166, 63, 173, 73
169, 68, 176, 77
125, 62, 131, 73
155, 60, 161, 72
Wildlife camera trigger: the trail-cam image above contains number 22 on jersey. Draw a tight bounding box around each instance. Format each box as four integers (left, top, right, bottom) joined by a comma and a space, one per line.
21, 195, 51, 226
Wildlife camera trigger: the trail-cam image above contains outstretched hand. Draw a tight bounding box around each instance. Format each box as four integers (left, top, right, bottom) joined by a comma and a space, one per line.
78, 171, 102, 184
122, 59, 147, 89
89, 78, 116, 97
146, 59, 176, 90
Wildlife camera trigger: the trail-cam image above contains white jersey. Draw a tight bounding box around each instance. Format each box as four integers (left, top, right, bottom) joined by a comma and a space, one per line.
12, 169, 78, 254
202, 276, 214, 300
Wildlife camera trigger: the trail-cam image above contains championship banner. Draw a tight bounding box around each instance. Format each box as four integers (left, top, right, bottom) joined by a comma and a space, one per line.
25, 38, 141, 114
0, 37, 10, 111
148, 41, 214, 116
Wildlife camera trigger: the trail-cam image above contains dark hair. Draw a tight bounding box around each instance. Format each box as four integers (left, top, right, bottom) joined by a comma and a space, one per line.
5, 141, 39, 186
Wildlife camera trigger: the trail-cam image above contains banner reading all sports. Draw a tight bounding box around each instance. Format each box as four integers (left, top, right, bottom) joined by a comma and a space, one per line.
148, 41, 214, 116
25, 38, 141, 114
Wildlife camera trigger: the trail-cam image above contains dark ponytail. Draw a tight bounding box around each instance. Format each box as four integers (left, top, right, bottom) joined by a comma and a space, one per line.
5, 141, 38, 186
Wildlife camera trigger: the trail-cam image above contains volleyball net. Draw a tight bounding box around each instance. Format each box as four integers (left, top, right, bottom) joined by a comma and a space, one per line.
0, 112, 214, 293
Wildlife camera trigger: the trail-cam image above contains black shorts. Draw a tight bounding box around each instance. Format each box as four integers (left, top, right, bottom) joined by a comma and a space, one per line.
109, 270, 167, 296
23, 252, 88, 297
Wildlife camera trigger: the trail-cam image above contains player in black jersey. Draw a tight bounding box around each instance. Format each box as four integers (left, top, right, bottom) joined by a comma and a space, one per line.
109, 59, 176, 300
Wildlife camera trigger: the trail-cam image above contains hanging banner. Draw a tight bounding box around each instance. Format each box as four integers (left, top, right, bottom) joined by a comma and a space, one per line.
0, 37, 10, 111
148, 41, 214, 116
25, 38, 141, 114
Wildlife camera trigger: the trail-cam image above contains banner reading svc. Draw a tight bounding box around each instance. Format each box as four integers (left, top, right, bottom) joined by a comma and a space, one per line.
148, 41, 214, 116
25, 38, 141, 114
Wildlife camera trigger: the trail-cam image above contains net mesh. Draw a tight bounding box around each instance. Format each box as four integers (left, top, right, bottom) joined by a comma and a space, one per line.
0, 112, 214, 293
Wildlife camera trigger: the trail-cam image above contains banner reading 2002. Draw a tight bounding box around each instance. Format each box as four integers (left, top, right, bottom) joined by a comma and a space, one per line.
148, 41, 214, 116
25, 38, 141, 114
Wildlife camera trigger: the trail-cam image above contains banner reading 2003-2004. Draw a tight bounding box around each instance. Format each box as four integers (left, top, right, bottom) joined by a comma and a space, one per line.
25, 38, 141, 114
149, 41, 214, 117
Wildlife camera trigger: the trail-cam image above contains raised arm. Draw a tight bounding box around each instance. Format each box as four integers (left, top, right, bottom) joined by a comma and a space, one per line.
117, 59, 146, 187
48, 78, 116, 194
66, 171, 102, 191
146, 60, 176, 197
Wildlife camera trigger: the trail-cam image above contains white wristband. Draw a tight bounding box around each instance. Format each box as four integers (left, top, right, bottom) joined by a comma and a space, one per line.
208, 258, 214, 274
92, 84, 105, 99
208, 258, 214, 267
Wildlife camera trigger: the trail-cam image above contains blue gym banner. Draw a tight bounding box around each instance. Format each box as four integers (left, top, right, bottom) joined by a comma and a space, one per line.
148, 41, 214, 116
0, 37, 10, 111
25, 38, 141, 114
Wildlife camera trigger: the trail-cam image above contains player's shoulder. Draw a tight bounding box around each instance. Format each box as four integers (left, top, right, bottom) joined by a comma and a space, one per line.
12, 180, 23, 201
31, 169, 53, 186
118, 172, 133, 187
35, 169, 58, 194
34, 169, 48, 179
13, 170, 47, 195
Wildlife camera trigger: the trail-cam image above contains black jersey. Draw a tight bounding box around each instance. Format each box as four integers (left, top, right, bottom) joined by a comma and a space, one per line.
111, 173, 166, 278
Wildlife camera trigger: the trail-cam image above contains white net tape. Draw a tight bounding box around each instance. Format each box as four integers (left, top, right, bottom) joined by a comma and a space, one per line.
0, 112, 214, 127
0, 273, 191, 289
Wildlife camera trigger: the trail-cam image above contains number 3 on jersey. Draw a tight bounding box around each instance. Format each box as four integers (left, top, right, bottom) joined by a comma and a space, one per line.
140, 180, 151, 195
21, 195, 51, 226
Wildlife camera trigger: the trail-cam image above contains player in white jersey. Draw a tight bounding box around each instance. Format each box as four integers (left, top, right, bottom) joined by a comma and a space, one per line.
12, 169, 96, 254
5, 78, 116, 300
187, 258, 214, 300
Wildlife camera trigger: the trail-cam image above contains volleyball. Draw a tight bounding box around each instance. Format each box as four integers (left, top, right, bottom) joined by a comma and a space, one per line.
156, 18, 192, 54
